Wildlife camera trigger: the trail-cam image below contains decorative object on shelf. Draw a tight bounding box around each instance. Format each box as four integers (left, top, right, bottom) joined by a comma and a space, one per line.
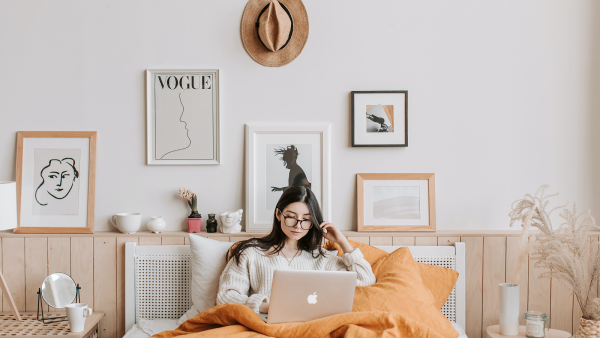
65, 303, 92, 333
14, 131, 97, 234
147, 216, 166, 234
573, 317, 600, 338
522, 311, 549, 338
146, 70, 220, 165
509, 185, 600, 337
245, 123, 331, 232
180, 188, 202, 232
499, 283, 520, 336
110, 213, 141, 234
206, 214, 218, 233
220, 209, 243, 234
37, 272, 80, 324
241, 0, 309, 67
356, 173, 436, 232
351, 91, 408, 147
0, 181, 22, 320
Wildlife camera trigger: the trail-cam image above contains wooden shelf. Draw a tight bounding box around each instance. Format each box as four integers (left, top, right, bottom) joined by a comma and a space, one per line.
0, 229, 598, 238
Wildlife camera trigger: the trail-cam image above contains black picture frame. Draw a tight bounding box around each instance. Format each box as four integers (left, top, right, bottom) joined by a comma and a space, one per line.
351, 91, 408, 147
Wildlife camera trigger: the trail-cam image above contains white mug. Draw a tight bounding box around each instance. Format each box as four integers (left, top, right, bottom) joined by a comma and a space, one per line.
66, 303, 92, 332
111, 213, 141, 234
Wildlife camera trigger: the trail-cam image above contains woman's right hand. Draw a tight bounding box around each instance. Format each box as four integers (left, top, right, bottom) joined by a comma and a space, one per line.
259, 300, 269, 313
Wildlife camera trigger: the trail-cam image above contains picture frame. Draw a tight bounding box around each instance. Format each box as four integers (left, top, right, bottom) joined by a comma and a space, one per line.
357, 173, 435, 232
146, 69, 220, 165
245, 123, 331, 232
15, 131, 97, 234
351, 91, 408, 147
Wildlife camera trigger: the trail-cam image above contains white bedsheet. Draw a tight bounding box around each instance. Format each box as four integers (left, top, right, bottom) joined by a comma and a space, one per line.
122, 319, 468, 338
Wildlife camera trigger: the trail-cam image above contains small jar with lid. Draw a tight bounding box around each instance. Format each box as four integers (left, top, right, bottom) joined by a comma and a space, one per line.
522, 311, 549, 338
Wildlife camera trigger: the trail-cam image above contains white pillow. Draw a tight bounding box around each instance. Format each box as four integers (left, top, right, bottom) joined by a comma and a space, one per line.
178, 235, 234, 324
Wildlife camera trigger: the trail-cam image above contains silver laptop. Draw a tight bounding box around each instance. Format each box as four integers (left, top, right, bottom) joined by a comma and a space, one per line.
259, 269, 357, 324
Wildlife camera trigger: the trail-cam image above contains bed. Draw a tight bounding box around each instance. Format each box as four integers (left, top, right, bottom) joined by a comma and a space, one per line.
123, 241, 468, 338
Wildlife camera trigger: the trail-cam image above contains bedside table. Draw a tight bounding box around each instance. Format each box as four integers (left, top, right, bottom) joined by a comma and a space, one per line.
0, 312, 104, 338
485, 325, 570, 338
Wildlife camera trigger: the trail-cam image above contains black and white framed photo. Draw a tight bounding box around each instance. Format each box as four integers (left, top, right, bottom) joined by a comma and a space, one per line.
146, 69, 220, 165
351, 91, 408, 147
15, 131, 97, 234
245, 123, 331, 232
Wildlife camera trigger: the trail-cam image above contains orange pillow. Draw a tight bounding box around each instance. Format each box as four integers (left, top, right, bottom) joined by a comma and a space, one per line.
354, 248, 458, 338
324, 240, 458, 310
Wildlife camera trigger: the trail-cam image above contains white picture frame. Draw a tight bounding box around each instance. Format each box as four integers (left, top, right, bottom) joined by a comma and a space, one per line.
146, 69, 220, 165
245, 123, 331, 232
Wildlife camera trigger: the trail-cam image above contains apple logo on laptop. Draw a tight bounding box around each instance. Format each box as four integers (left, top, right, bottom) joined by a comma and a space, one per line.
307, 292, 318, 304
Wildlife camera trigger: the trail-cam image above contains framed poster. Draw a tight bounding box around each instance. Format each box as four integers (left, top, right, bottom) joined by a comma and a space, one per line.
351, 91, 408, 147
15, 131, 97, 233
357, 173, 435, 232
245, 123, 331, 232
146, 69, 220, 165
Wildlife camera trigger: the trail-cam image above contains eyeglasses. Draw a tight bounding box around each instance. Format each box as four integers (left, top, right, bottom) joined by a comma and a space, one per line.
280, 214, 313, 230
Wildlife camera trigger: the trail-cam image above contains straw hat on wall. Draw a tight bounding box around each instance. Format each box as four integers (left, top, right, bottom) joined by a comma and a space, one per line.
241, 0, 309, 67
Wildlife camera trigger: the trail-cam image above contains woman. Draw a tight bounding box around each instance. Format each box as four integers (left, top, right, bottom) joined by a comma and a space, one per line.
216, 186, 376, 314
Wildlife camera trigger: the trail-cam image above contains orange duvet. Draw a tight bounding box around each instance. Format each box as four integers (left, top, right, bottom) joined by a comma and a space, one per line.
151, 303, 446, 338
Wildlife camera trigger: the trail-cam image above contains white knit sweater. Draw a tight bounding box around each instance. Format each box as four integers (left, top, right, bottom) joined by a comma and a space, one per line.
216, 246, 376, 313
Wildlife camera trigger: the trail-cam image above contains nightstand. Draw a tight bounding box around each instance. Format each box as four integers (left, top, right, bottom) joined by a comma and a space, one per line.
485, 325, 570, 338
0, 312, 104, 338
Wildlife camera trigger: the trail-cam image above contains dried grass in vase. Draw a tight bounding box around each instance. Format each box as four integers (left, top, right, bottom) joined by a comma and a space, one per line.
509, 185, 600, 321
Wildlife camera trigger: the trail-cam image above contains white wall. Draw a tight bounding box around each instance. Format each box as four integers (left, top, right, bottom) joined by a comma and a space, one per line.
1, 0, 598, 232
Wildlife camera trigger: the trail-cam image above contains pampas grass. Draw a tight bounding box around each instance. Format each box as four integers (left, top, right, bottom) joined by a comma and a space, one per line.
509, 185, 600, 321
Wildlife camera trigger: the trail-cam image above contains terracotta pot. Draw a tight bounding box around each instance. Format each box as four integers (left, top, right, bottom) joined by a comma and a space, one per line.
573, 317, 600, 338
187, 218, 202, 233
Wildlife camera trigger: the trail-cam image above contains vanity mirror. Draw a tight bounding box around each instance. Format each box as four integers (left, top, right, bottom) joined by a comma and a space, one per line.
37, 272, 81, 324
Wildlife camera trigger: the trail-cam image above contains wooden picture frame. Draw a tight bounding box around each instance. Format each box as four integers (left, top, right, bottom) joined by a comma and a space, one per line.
351, 91, 408, 147
357, 173, 435, 232
15, 131, 97, 233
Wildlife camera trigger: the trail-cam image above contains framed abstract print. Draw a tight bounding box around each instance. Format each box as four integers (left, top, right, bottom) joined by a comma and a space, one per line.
245, 123, 331, 232
146, 69, 220, 165
357, 173, 435, 232
351, 91, 408, 147
15, 131, 97, 233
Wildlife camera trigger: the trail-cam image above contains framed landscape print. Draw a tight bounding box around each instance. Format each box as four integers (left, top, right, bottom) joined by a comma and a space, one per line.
357, 173, 435, 232
146, 69, 220, 165
351, 91, 408, 147
245, 123, 331, 232
15, 131, 97, 233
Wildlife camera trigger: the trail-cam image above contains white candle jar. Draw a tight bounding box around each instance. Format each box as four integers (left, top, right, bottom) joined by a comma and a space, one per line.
522, 311, 549, 338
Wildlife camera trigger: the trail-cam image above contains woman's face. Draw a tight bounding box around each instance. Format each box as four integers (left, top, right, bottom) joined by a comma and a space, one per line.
277, 202, 311, 241
41, 160, 76, 199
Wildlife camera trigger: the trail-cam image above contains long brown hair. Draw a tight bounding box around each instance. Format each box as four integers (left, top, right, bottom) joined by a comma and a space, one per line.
229, 186, 326, 265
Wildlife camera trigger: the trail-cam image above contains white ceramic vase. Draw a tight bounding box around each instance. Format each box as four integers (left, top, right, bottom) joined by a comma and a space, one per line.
499, 283, 520, 336
147, 216, 166, 233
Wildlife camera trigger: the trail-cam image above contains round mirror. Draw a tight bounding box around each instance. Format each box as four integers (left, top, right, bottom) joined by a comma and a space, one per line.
41, 273, 77, 308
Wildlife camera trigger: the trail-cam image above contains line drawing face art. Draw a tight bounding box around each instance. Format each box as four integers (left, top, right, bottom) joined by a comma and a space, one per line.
270, 145, 311, 193
160, 93, 191, 159
35, 158, 79, 206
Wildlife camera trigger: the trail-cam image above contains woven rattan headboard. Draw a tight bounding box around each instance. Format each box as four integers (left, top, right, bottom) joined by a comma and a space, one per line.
125, 242, 466, 332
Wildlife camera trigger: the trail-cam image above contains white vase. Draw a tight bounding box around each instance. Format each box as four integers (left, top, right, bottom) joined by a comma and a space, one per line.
147, 216, 166, 233
499, 283, 520, 336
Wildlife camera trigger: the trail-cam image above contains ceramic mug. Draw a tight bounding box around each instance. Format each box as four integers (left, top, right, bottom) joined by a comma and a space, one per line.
111, 213, 141, 234
66, 303, 92, 332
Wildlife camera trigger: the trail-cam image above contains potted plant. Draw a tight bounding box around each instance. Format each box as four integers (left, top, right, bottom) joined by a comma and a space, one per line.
509, 185, 600, 337
179, 187, 201, 233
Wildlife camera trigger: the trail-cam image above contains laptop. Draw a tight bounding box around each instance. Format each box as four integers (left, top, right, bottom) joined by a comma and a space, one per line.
259, 269, 357, 324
